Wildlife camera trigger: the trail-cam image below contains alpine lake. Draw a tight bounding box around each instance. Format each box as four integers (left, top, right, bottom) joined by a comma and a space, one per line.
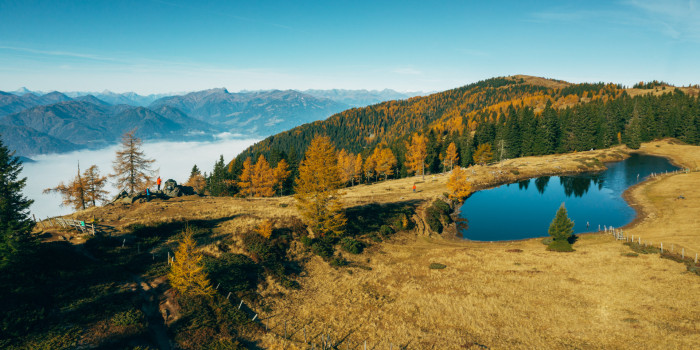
458, 154, 681, 241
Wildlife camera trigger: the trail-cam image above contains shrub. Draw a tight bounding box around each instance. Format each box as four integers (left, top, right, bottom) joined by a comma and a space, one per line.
311, 238, 334, 258
204, 253, 260, 293
300, 235, 312, 247
546, 240, 574, 252
111, 309, 145, 327
330, 256, 349, 267
379, 225, 393, 236
429, 263, 447, 269
432, 199, 451, 215
340, 238, 365, 254
425, 207, 443, 233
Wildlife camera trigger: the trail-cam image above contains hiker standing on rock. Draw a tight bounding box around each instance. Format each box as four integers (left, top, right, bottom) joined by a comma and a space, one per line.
146, 188, 150, 202
157, 176, 162, 191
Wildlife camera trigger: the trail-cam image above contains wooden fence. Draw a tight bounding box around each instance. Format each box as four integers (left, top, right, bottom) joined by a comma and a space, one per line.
33, 215, 96, 235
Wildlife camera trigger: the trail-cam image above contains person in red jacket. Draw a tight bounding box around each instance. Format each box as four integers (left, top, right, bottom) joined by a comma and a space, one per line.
157, 176, 162, 191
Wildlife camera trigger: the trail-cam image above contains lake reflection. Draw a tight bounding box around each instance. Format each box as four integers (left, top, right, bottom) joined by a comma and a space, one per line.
459, 154, 680, 241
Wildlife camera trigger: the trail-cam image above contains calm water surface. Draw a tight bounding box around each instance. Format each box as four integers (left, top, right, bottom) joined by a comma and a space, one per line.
459, 154, 680, 241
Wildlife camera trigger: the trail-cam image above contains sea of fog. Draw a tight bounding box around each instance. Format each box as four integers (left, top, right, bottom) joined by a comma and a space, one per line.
21, 137, 259, 219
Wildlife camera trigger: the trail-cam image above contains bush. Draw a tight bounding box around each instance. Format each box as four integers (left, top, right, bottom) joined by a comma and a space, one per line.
300, 235, 312, 247
546, 240, 574, 252
340, 238, 365, 254
330, 256, 349, 267
111, 309, 145, 327
429, 263, 447, 269
425, 207, 443, 233
432, 199, 451, 215
311, 238, 334, 258
379, 225, 393, 236
204, 253, 260, 293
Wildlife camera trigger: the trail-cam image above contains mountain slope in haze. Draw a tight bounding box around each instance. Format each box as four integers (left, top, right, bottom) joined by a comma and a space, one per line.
0, 124, 82, 156
149, 89, 348, 134
303, 88, 422, 107
0, 100, 217, 156
0, 91, 73, 116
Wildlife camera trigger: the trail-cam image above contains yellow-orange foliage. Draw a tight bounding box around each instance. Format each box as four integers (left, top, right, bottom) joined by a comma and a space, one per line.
168, 227, 214, 297
354, 154, 363, 184
44, 164, 108, 210
273, 159, 291, 195
185, 173, 206, 194
405, 133, 428, 178
295, 135, 346, 237
473, 143, 494, 165
372, 147, 397, 181
337, 149, 357, 186
444, 142, 459, 171
238, 155, 276, 197
256, 220, 273, 239
446, 166, 472, 200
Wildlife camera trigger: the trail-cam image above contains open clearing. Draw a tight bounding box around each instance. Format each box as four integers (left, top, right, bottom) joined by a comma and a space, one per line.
45, 139, 700, 349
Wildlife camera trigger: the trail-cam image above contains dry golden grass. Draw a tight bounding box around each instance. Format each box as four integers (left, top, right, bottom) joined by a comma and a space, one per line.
41, 139, 700, 349
511, 74, 571, 89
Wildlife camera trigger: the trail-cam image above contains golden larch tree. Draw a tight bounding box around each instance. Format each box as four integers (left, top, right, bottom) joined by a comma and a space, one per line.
252, 155, 275, 197
185, 166, 206, 194
405, 133, 428, 179
110, 130, 155, 194
353, 153, 363, 185
373, 147, 397, 181
337, 149, 356, 186
446, 166, 472, 200
273, 159, 291, 195
237, 157, 254, 196
83, 165, 109, 207
363, 151, 377, 182
295, 135, 346, 237
444, 142, 459, 171
473, 143, 494, 165
44, 163, 108, 210
168, 227, 214, 297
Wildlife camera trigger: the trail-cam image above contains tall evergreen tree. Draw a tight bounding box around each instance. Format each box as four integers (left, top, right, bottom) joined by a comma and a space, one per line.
547, 203, 575, 252
0, 138, 35, 270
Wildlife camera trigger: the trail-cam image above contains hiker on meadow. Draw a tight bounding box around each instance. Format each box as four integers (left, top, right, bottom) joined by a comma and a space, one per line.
412, 184, 416, 192
157, 176, 162, 191
146, 188, 150, 202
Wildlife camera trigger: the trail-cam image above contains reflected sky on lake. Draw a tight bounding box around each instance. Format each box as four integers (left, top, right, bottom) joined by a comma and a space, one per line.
459, 154, 680, 241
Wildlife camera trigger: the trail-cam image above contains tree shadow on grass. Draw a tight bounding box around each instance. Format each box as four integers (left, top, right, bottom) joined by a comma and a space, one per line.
344, 199, 422, 237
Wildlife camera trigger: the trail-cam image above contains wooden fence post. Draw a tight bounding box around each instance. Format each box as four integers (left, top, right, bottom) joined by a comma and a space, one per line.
660, 242, 663, 253
682, 248, 684, 259
695, 253, 698, 264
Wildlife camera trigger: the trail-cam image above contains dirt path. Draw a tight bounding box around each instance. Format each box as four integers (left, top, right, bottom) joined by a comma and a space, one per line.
134, 275, 171, 350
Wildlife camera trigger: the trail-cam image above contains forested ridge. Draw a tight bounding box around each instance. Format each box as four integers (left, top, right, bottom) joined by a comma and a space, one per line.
204, 76, 699, 196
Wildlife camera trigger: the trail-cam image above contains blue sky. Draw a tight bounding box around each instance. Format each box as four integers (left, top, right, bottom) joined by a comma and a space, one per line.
0, 0, 698, 93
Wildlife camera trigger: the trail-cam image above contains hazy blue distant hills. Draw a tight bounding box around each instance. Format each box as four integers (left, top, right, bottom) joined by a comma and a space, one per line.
0, 91, 73, 116
302, 88, 422, 107
0, 124, 81, 156
92, 90, 174, 107
149, 89, 348, 134
0, 100, 216, 156
0, 86, 424, 158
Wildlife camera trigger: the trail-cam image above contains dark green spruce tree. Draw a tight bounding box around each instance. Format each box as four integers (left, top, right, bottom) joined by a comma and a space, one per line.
0, 138, 36, 270
547, 203, 575, 252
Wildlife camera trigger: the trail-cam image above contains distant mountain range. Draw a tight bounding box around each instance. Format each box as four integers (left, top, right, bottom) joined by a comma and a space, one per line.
149, 88, 348, 134
0, 87, 423, 158
302, 89, 421, 107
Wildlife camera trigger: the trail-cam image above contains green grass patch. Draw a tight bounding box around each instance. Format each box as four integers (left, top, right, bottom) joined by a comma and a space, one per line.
429, 263, 447, 270
547, 240, 574, 252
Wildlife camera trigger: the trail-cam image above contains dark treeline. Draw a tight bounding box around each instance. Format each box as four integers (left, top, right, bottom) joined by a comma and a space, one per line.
204, 87, 699, 197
